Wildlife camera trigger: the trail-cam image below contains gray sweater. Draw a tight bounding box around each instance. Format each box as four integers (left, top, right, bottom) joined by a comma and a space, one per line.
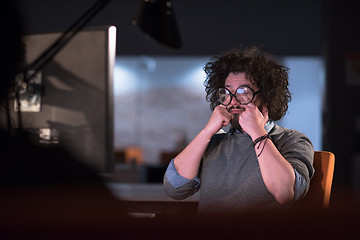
163, 124, 314, 215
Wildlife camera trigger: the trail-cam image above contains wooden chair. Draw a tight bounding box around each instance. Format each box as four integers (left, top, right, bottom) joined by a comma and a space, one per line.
296, 151, 335, 208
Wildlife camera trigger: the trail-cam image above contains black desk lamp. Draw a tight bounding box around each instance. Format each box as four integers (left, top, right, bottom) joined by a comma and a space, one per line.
12, 0, 182, 131
12, 0, 111, 131
132, 0, 182, 49
23, 0, 182, 82
20, 0, 111, 85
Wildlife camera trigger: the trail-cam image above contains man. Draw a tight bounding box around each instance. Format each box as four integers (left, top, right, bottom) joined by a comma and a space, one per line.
163, 47, 314, 215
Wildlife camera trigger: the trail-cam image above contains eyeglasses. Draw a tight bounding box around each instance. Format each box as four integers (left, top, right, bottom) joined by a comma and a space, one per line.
217, 86, 260, 106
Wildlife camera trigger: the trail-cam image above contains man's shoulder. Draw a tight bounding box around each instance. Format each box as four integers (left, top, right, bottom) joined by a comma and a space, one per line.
269, 124, 313, 146
270, 124, 306, 137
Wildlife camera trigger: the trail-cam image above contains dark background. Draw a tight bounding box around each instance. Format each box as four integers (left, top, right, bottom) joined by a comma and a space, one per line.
16, 0, 324, 56
13, 0, 360, 203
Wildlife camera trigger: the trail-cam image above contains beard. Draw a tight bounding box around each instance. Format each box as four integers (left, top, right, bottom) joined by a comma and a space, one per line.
227, 105, 245, 132
231, 114, 242, 132
228, 103, 266, 133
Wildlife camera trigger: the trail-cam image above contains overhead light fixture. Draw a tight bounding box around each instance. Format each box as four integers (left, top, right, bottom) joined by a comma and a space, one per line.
133, 0, 183, 49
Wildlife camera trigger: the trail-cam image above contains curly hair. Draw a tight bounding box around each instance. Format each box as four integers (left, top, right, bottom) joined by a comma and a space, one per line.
203, 47, 291, 121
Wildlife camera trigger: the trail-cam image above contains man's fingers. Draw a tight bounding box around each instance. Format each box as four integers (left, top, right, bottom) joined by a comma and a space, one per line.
213, 105, 233, 127
245, 103, 256, 109
217, 105, 233, 119
261, 106, 269, 122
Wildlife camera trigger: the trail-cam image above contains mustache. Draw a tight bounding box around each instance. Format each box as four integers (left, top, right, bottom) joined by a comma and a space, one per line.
227, 105, 245, 111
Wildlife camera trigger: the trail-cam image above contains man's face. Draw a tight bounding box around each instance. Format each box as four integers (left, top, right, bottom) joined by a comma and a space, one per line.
224, 72, 261, 130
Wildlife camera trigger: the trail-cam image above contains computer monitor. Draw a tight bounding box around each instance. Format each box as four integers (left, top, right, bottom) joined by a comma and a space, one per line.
5, 26, 116, 174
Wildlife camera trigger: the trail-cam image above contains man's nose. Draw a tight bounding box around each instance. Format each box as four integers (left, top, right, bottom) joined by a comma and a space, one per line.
230, 94, 240, 105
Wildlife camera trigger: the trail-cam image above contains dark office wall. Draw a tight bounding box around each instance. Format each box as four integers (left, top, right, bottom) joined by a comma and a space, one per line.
323, 0, 360, 198
16, 0, 324, 56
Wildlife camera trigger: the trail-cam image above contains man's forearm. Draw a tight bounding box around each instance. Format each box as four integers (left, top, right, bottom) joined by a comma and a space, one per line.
174, 129, 213, 180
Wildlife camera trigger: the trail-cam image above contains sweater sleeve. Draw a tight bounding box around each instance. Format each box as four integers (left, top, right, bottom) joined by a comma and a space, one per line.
270, 126, 314, 198
293, 169, 308, 201
163, 159, 200, 200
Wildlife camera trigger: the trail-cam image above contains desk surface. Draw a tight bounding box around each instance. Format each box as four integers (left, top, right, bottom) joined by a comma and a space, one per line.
105, 182, 199, 202
105, 183, 199, 215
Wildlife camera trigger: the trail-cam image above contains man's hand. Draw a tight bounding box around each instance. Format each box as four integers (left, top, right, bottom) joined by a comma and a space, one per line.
239, 103, 269, 140
203, 105, 232, 136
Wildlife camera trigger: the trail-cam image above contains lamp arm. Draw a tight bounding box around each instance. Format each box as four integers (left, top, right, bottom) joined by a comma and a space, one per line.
11, 0, 111, 132
23, 0, 111, 83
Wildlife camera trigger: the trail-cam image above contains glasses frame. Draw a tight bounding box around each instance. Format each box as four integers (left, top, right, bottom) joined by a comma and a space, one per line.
217, 85, 260, 106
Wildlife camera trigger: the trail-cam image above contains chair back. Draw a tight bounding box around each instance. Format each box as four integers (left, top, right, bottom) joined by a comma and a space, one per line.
297, 151, 335, 208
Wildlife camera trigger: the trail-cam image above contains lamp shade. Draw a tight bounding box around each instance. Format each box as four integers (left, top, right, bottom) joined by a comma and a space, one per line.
133, 0, 182, 49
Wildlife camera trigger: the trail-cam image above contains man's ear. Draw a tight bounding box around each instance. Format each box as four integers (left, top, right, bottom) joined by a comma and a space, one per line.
259, 102, 268, 114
